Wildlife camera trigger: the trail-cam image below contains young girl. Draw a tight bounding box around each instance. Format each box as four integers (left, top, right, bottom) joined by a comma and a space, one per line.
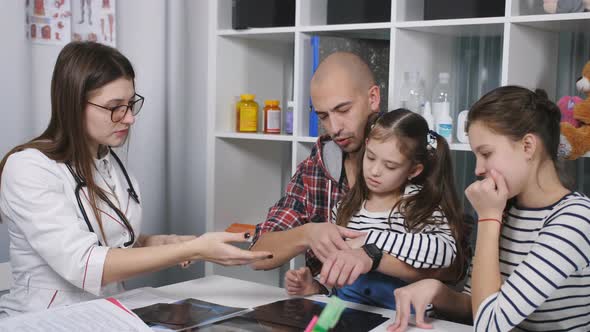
388, 86, 590, 332
0, 41, 272, 317
285, 109, 468, 309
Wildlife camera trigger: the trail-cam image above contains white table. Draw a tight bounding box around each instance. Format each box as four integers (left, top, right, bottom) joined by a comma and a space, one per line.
155, 275, 472, 332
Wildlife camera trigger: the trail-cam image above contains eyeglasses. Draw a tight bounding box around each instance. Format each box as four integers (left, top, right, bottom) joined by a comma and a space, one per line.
87, 93, 145, 122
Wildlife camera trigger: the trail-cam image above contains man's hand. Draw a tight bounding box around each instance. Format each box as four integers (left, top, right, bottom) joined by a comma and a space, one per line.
305, 223, 364, 262
345, 233, 367, 249
319, 248, 372, 288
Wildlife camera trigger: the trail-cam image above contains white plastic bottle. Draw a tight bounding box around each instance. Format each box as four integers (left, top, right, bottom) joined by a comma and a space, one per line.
422, 101, 434, 130
432, 72, 451, 122
399, 72, 410, 108
456, 110, 469, 143
436, 102, 453, 143
406, 72, 425, 114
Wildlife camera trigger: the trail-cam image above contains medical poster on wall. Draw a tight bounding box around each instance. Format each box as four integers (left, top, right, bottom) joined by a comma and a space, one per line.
72, 0, 117, 46
26, 0, 72, 45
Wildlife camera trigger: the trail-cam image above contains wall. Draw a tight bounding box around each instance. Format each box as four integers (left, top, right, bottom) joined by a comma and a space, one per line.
0, 0, 33, 262
0, 0, 209, 288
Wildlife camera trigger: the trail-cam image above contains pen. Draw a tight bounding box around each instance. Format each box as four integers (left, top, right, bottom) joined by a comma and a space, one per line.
304, 315, 319, 332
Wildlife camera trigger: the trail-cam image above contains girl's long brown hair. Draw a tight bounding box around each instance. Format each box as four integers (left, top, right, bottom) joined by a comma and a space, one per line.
336, 109, 467, 279
0, 41, 136, 245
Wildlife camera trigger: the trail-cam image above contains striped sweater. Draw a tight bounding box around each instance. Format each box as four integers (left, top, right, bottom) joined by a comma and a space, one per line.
331, 184, 457, 269
464, 192, 590, 331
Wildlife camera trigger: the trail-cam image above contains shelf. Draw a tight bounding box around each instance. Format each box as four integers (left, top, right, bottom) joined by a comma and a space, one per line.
510, 14, 590, 32
217, 28, 295, 41
209, 0, 590, 287
396, 20, 504, 37
511, 12, 590, 22
216, 0, 295, 31
296, 31, 391, 135
213, 138, 293, 227
299, 23, 391, 41
298, 0, 391, 27
216, 132, 294, 142
296, 136, 319, 143
214, 35, 294, 133
391, 25, 503, 112
396, 0, 507, 22
300, 22, 392, 32
397, 17, 506, 28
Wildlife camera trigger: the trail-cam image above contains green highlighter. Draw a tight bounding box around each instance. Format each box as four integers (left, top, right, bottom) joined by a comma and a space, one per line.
312, 297, 346, 332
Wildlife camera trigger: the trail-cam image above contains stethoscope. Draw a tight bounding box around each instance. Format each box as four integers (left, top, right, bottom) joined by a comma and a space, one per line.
65, 148, 139, 247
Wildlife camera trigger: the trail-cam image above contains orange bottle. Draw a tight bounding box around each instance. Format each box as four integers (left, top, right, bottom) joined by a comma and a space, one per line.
263, 100, 281, 134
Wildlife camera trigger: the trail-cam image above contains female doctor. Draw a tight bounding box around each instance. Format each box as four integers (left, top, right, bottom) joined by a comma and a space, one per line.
0, 41, 272, 316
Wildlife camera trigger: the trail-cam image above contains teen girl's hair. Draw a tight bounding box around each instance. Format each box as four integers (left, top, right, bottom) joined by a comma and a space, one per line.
466, 86, 561, 163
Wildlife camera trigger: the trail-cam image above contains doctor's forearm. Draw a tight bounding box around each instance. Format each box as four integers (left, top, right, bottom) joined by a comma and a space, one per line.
250, 226, 308, 270
135, 234, 197, 247
102, 242, 193, 285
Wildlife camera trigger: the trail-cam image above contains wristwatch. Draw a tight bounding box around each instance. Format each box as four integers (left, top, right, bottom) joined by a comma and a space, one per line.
362, 243, 383, 272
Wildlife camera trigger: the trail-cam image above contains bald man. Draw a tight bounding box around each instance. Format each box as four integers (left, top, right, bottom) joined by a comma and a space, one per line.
250, 52, 379, 273
250, 53, 454, 297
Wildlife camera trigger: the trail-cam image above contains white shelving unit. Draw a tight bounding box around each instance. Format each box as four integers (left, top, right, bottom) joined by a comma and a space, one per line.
205, 0, 590, 286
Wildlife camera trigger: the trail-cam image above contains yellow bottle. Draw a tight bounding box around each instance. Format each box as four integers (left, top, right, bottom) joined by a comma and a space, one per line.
236, 94, 258, 132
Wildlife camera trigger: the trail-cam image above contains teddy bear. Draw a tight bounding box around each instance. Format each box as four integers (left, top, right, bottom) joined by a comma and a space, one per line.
559, 61, 590, 160
558, 95, 582, 127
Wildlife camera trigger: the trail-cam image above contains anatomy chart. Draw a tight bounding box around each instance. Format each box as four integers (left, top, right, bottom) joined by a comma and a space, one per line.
26, 0, 72, 45
72, 0, 117, 46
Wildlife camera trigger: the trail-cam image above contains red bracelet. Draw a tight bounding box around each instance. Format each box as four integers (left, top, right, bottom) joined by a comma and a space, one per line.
478, 218, 502, 225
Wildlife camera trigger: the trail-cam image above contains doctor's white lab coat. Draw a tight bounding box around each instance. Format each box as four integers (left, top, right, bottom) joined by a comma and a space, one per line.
0, 148, 142, 316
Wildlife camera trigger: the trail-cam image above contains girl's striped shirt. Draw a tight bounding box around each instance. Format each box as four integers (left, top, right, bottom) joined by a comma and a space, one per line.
463, 192, 590, 331
332, 184, 457, 269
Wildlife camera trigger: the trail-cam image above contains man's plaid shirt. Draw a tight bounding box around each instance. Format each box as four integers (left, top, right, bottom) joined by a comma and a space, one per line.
252, 135, 349, 275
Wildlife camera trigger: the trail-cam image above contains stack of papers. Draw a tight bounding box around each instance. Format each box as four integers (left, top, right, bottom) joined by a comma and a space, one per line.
0, 298, 151, 332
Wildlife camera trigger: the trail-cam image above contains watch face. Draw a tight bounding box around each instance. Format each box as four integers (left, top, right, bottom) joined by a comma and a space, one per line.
364, 243, 381, 257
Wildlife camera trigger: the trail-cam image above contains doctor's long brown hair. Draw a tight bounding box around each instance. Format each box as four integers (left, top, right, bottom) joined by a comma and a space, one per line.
0, 42, 135, 245
336, 109, 468, 280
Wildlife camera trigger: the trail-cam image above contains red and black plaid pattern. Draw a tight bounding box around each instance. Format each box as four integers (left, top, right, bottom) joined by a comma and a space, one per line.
252, 135, 349, 275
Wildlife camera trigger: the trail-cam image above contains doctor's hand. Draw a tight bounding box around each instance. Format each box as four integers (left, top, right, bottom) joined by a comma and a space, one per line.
387, 279, 441, 332
304, 223, 364, 262
285, 267, 322, 296
138, 234, 197, 268
191, 232, 273, 266
319, 248, 371, 289
465, 169, 508, 221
